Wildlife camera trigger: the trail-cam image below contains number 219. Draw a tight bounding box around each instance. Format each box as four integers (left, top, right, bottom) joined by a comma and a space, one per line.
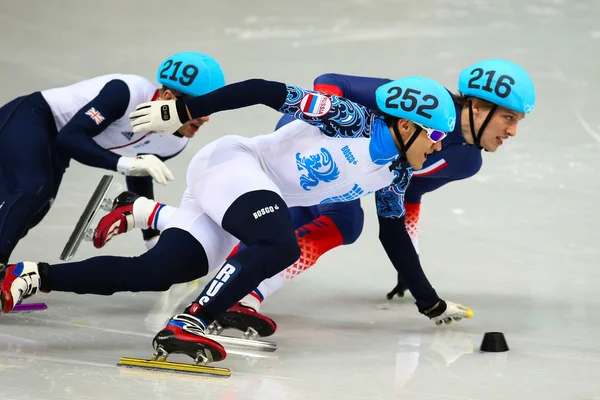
159, 59, 199, 86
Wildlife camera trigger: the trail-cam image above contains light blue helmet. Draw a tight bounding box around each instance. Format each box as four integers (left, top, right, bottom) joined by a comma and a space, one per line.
157, 52, 225, 97
376, 76, 457, 132
458, 59, 535, 114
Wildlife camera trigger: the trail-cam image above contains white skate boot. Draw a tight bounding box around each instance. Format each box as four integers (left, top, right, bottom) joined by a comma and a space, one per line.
0, 262, 44, 313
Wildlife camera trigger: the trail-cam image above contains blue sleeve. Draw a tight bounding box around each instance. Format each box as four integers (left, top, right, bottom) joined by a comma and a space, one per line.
405, 142, 483, 203
405, 177, 451, 204
55, 79, 130, 171
183, 79, 379, 139
375, 186, 406, 219
378, 215, 440, 310
374, 164, 412, 219
314, 73, 392, 111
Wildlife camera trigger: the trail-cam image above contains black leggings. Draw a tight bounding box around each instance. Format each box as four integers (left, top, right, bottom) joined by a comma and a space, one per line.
43, 227, 209, 294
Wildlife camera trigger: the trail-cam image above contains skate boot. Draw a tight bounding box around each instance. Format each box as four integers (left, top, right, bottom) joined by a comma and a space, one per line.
209, 302, 277, 339
153, 313, 227, 365
93, 192, 161, 249
0, 262, 45, 313
92, 191, 138, 248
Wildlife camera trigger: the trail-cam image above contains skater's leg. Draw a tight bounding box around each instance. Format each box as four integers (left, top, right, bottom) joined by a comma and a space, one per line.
197, 190, 299, 317
1, 189, 235, 303
0, 94, 58, 264
19, 163, 65, 240
125, 152, 179, 248
43, 227, 209, 294
125, 175, 163, 245
241, 199, 364, 310
167, 141, 300, 329
155, 139, 302, 362
92, 193, 177, 249
224, 204, 316, 260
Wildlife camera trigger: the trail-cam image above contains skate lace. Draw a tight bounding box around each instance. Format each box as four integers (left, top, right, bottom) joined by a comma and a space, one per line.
19, 271, 38, 298
171, 313, 206, 336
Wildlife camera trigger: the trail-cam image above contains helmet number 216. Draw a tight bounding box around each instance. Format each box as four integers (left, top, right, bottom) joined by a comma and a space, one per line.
467, 69, 515, 99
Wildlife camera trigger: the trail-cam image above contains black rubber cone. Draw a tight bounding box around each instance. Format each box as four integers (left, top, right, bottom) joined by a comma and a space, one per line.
480, 332, 509, 352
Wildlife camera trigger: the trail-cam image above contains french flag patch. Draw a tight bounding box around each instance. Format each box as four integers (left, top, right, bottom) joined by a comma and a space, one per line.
300, 93, 332, 117
85, 107, 105, 125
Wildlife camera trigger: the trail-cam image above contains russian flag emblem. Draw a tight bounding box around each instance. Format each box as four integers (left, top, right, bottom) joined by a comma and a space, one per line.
300, 93, 332, 117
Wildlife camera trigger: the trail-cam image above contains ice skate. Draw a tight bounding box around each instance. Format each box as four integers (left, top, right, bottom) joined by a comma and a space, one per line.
209, 302, 277, 338
117, 313, 231, 377
92, 191, 139, 249
386, 274, 409, 300
206, 302, 278, 352
60, 175, 115, 260
0, 262, 44, 314
92, 191, 163, 249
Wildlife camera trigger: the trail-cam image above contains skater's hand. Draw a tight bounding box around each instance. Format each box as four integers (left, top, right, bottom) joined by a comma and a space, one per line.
423, 300, 473, 326
129, 100, 191, 136
386, 273, 408, 300
117, 155, 174, 185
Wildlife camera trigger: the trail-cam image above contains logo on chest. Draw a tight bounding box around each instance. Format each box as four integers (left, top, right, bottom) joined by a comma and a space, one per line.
121, 131, 135, 140
296, 148, 340, 191
341, 145, 358, 165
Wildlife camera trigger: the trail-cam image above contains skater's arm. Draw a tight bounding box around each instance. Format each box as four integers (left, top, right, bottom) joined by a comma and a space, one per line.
182, 79, 378, 138
375, 189, 441, 311
313, 73, 392, 111
55, 79, 130, 171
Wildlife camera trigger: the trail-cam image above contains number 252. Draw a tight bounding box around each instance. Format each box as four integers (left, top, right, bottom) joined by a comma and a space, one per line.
384, 87, 439, 119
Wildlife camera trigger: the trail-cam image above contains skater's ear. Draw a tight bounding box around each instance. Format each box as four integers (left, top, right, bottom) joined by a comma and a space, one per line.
160, 89, 178, 101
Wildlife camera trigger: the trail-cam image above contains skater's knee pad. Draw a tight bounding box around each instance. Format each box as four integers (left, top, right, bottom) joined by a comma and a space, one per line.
316, 200, 364, 244
222, 190, 301, 273
222, 190, 296, 245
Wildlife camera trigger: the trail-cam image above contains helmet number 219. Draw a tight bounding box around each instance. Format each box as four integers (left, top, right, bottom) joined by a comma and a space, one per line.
158, 59, 199, 87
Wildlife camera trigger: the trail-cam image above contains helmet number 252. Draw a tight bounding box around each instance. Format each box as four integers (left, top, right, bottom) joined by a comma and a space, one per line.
467, 69, 515, 99
384, 87, 439, 119
159, 59, 199, 86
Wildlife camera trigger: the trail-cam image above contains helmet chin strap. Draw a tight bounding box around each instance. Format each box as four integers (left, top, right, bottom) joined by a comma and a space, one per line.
388, 122, 423, 171
468, 99, 498, 151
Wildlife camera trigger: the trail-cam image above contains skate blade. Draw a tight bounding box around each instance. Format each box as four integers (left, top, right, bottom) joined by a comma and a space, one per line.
116, 357, 231, 377
206, 334, 278, 353
10, 303, 48, 313
60, 175, 114, 261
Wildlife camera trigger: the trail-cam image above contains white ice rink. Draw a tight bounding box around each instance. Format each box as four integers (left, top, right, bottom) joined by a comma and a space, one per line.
1, 0, 599, 399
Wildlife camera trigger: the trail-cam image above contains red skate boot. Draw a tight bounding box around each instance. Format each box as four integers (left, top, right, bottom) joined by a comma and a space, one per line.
153, 313, 227, 364
93, 191, 138, 248
209, 302, 277, 339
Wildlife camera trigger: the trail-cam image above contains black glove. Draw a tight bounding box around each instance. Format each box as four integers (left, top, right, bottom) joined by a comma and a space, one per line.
386, 273, 408, 300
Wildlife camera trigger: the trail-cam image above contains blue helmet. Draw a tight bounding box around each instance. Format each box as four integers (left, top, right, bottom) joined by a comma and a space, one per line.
156, 52, 225, 97
376, 76, 456, 132
458, 59, 535, 114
